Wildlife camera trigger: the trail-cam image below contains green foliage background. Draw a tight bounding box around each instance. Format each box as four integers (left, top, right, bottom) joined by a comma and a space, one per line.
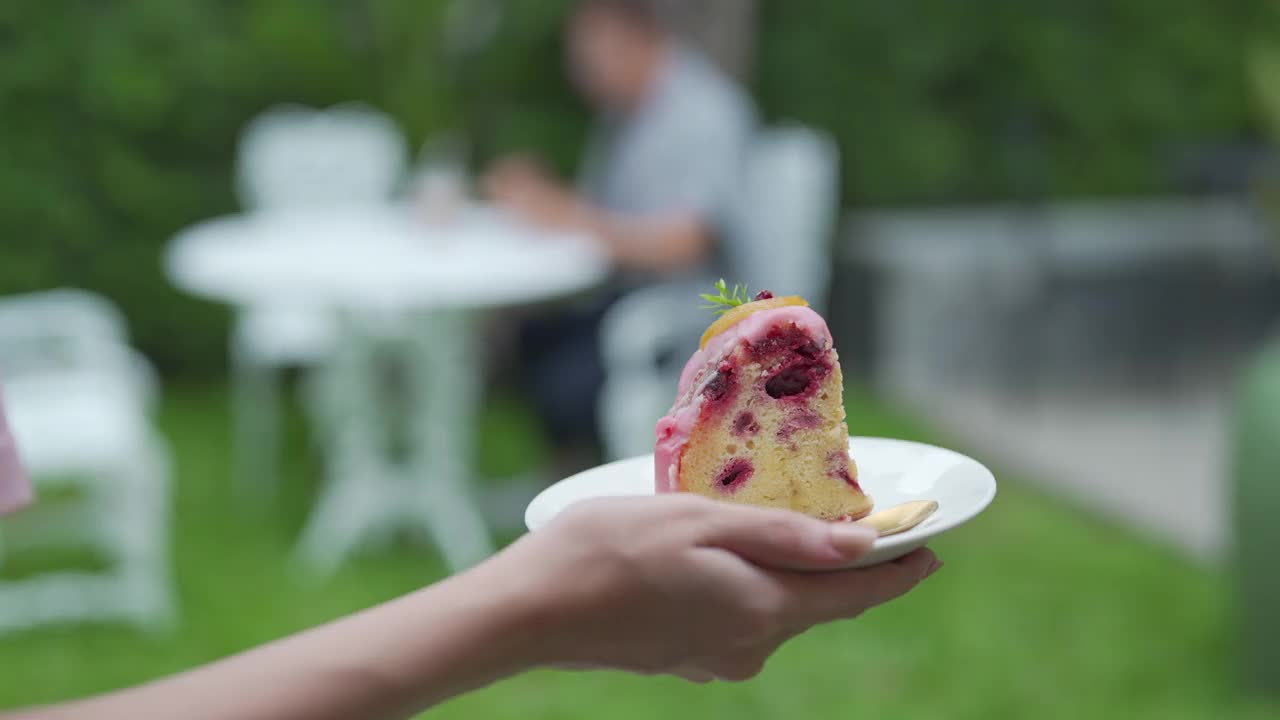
0, 0, 1275, 373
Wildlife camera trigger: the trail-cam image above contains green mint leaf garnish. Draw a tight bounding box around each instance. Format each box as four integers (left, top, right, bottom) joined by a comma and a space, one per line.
699, 278, 752, 315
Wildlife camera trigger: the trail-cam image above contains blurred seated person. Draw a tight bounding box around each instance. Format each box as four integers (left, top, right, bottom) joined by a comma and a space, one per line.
485, 0, 757, 470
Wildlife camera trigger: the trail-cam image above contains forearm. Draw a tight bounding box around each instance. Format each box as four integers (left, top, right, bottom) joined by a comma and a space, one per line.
578, 208, 711, 273
486, 173, 711, 273
9, 565, 548, 720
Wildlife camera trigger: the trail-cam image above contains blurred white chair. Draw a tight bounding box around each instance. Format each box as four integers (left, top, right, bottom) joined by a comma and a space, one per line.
728, 125, 840, 310
235, 102, 409, 210
0, 289, 175, 634
598, 126, 841, 459
0, 289, 157, 402
230, 103, 410, 498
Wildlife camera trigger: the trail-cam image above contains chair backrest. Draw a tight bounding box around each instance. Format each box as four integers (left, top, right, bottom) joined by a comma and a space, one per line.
235, 102, 409, 211
0, 288, 128, 345
0, 289, 128, 374
728, 125, 840, 309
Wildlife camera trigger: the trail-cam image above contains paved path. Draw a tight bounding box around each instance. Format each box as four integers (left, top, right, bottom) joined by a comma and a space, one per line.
892, 383, 1231, 562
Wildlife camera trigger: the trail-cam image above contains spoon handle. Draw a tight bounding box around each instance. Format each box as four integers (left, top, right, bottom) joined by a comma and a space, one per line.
855, 500, 939, 537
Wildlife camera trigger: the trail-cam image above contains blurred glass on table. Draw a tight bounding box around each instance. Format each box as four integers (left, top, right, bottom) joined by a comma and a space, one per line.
412, 134, 472, 231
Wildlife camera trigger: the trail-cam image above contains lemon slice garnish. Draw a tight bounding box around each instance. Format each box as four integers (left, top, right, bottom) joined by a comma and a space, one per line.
699, 296, 808, 349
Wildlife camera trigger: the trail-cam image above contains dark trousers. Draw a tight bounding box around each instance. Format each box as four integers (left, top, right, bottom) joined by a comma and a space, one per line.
517, 293, 619, 453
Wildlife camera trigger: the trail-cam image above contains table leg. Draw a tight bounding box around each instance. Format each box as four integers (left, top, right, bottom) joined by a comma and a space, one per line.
406, 309, 494, 570
231, 332, 280, 503
295, 309, 494, 575
295, 427, 389, 576
294, 316, 390, 574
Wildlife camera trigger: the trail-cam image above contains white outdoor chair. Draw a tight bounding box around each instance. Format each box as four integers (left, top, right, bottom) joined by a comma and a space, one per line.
598, 126, 841, 460
0, 289, 175, 634
728, 125, 840, 310
235, 102, 409, 211
0, 288, 157, 402
229, 103, 410, 498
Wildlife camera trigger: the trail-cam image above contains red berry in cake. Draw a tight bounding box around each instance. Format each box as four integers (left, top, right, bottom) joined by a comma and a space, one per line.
702, 371, 732, 401
777, 408, 822, 440
765, 365, 814, 398
754, 290, 774, 300
715, 458, 754, 492
826, 450, 861, 489
732, 411, 760, 437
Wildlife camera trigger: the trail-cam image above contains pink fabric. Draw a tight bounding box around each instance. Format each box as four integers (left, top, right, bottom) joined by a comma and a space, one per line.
0, 385, 32, 515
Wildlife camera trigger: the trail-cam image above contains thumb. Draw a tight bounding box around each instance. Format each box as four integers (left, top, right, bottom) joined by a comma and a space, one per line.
698, 504, 878, 571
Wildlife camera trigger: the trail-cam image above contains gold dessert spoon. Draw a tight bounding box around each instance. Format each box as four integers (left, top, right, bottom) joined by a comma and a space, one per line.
855, 500, 939, 537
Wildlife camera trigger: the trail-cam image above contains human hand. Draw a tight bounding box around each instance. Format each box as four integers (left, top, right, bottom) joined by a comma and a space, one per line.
483, 154, 546, 195
491, 494, 941, 683
482, 154, 585, 229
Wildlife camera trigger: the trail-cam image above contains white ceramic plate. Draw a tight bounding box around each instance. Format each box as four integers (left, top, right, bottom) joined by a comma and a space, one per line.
525, 437, 997, 569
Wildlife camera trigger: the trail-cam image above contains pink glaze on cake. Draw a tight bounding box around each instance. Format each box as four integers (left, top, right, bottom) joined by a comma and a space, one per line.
654, 305, 833, 492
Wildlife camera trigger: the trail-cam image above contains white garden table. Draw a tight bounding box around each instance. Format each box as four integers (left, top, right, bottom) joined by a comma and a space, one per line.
166, 205, 607, 574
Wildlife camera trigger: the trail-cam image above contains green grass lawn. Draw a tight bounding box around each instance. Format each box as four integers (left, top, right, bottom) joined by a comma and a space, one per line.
1, 383, 1276, 719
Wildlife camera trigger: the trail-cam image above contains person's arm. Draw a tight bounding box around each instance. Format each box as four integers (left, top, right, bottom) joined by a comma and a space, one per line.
485, 107, 744, 274
11, 568, 543, 720
483, 174, 713, 273
578, 208, 711, 272
5, 495, 941, 720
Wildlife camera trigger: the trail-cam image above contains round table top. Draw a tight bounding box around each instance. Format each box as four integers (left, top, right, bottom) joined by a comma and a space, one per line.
166, 205, 610, 311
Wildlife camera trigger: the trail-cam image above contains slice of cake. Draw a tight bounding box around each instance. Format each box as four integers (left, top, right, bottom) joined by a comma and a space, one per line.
654, 284, 872, 520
